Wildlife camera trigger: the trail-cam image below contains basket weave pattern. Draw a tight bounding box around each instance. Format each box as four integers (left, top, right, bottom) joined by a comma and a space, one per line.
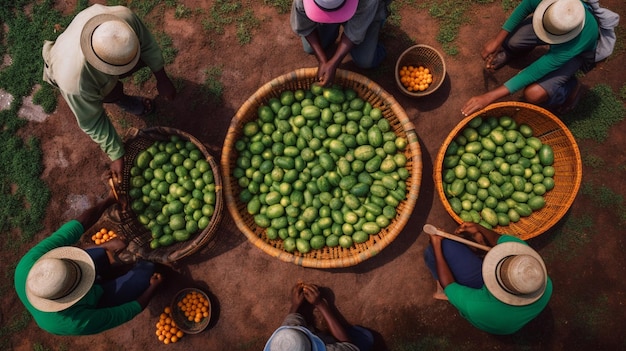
395, 44, 446, 97
221, 68, 423, 268
434, 102, 582, 240
118, 127, 223, 264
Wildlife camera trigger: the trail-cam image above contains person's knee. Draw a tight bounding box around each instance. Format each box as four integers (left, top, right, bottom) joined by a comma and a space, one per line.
523, 84, 548, 104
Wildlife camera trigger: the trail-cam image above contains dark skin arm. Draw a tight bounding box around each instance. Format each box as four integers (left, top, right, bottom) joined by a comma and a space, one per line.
154, 68, 176, 100
136, 272, 164, 309
454, 222, 501, 247
303, 284, 352, 343
305, 32, 354, 87
289, 283, 305, 314
76, 195, 117, 231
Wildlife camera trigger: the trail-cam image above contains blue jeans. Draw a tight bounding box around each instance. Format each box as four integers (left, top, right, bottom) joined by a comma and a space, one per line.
86, 248, 154, 307
301, 22, 387, 69
423, 239, 484, 288
502, 16, 594, 107
348, 325, 374, 351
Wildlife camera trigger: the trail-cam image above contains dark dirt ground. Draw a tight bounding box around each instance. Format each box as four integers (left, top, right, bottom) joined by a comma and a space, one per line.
3, 0, 626, 350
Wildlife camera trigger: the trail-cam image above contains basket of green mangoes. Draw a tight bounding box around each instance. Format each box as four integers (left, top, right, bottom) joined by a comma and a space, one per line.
118, 127, 223, 264
435, 102, 582, 240
221, 68, 423, 268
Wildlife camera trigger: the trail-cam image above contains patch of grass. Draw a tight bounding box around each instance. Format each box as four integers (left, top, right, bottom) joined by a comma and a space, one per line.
174, 4, 192, 19
0, 309, 32, 349
581, 153, 605, 169
581, 182, 626, 223
544, 213, 594, 262
32, 84, 59, 114
200, 66, 224, 105
501, 0, 521, 11
264, 0, 292, 14
427, 0, 471, 56
563, 84, 626, 142
202, 0, 261, 45
619, 83, 626, 100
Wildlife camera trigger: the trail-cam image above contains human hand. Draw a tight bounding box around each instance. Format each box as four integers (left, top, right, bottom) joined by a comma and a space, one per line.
461, 94, 492, 117
454, 222, 487, 246
481, 38, 501, 61
154, 69, 176, 100
303, 284, 323, 306
150, 272, 164, 287
110, 158, 123, 186
317, 62, 337, 87
291, 282, 305, 308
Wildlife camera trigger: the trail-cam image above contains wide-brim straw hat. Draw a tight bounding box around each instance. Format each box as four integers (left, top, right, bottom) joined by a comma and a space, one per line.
80, 13, 140, 75
303, 0, 358, 24
26, 246, 96, 312
533, 0, 585, 44
483, 242, 548, 306
264, 326, 325, 351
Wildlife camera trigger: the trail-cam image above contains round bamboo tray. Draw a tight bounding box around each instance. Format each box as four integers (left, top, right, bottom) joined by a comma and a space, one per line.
117, 127, 223, 264
434, 102, 582, 240
170, 288, 211, 334
221, 68, 422, 268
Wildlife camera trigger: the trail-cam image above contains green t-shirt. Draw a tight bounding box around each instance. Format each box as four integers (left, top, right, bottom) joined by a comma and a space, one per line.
445, 235, 553, 335
14, 220, 142, 335
501, 0, 598, 94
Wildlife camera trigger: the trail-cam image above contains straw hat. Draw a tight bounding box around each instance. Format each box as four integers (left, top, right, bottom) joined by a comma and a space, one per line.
482, 242, 548, 306
80, 14, 140, 75
533, 0, 585, 44
264, 326, 325, 351
26, 246, 96, 312
303, 0, 358, 24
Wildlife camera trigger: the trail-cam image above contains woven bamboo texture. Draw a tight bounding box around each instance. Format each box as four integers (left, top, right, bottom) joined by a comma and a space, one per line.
395, 44, 446, 97
434, 102, 582, 240
221, 68, 423, 268
118, 127, 223, 264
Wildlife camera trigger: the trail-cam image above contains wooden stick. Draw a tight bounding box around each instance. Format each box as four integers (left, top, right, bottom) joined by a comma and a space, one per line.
423, 224, 492, 252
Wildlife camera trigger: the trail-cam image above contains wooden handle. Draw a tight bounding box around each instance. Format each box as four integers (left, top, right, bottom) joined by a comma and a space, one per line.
423, 224, 492, 251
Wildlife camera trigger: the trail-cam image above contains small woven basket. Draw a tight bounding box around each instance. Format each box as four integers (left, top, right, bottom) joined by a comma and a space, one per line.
118, 126, 223, 264
170, 288, 211, 334
434, 102, 582, 240
221, 68, 423, 268
395, 44, 446, 97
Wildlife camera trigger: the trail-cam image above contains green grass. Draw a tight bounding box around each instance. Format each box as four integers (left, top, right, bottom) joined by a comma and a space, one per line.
544, 213, 594, 263
264, 0, 292, 14
200, 66, 225, 105
563, 84, 626, 142
201, 0, 261, 45
581, 182, 626, 224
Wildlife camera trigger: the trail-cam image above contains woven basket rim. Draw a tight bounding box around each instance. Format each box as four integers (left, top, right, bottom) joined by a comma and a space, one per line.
434, 101, 582, 240
395, 44, 446, 97
221, 67, 422, 268
119, 126, 224, 263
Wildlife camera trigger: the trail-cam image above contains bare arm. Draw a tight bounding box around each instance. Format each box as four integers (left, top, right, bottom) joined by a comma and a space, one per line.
461, 85, 510, 116
454, 222, 501, 247
482, 29, 510, 62
303, 284, 351, 343
136, 272, 164, 309
76, 195, 117, 231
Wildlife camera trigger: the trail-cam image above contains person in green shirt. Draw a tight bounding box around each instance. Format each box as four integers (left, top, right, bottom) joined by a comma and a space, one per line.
423, 222, 553, 335
462, 0, 598, 116
14, 194, 164, 335
42, 4, 176, 183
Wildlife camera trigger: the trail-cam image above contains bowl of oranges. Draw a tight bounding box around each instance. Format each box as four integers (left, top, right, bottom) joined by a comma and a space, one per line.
395, 44, 446, 97
170, 288, 211, 334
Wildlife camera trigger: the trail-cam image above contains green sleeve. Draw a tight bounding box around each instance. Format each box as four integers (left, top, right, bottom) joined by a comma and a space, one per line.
69, 301, 143, 335
502, 0, 540, 33
63, 92, 125, 161
125, 12, 166, 72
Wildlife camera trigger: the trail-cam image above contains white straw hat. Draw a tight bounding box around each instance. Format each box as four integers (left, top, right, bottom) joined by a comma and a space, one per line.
482, 242, 548, 306
533, 0, 585, 44
264, 326, 325, 351
26, 246, 96, 312
80, 14, 140, 75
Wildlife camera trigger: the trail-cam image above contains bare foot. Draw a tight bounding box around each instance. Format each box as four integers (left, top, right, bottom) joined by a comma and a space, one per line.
433, 281, 448, 301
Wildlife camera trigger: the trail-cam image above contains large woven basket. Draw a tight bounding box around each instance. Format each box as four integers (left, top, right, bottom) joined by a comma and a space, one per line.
221, 68, 422, 268
395, 44, 446, 97
118, 127, 223, 264
434, 102, 582, 240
